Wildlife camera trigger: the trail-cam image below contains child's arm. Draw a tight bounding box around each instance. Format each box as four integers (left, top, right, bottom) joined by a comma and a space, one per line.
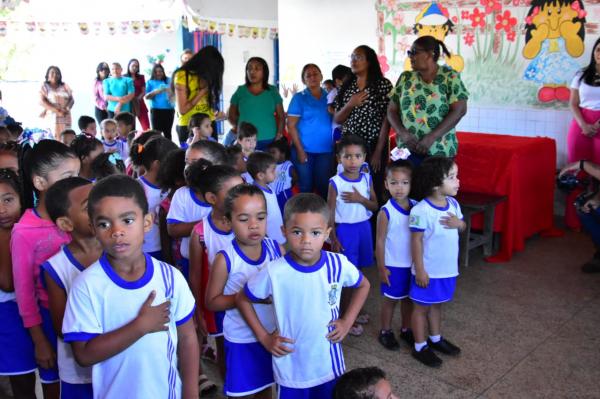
205, 252, 235, 312
290, 165, 299, 187
176, 319, 200, 399
327, 276, 370, 343
158, 207, 175, 266
375, 210, 390, 286
439, 212, 466, 232
44, 270, 67, 339
187, 229, 207, 336
327, 182, 342, 252
411, 231, 429, 287
0, 233, 14, 292
340, 182, 379, 212
236, 289, 294, 357
69, 290, 169, 367
166, 221, 198, 239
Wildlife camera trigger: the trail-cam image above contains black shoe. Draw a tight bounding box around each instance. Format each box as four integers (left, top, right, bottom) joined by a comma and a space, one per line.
582, 258, 600, 273
428, 337, 461, 356
378, 330, 400, 350
412, 346, 442, 368
399, 329, 415, 346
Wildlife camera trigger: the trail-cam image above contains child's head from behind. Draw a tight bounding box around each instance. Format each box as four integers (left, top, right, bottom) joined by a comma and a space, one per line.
333, 367, 397, 399
224, 184, 267, 246
337, 135, 367, 175
283, 193, 331, 264
186, 159, 243, 214
114, 112, 135, 138
237, 122, 257, 154
78, 115, 97, 136
411, 156, 458, 200
23, 139, 80, 200
385, 160, 413, 202
186, 140, 227, 169
60, 129, 77, 146
70, 135, 103, 169
46, 177, 94, 237
129, 136, 177, 174
267, 138, 290, 163
100, 119, 118, 142
188, 113, 213, 140
88, 175, 151, 259
226, 144, 246, 173
246, 151, 276, 183
0, 168, 22, 230
156, 149, 186, 192
90, 152, 125, 180
332, 64, 353, 88
0, 141, 19, 175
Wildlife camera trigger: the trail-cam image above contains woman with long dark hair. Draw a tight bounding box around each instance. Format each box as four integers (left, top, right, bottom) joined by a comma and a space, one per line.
145, 63, 175, 139
125, 58, 150, 131
40, 66, 74, 140
388, 36, 468, 163
228, 57, 284, 150
93, 62, 110, 124
173, 46, 224, 145
334, 45, 393, 199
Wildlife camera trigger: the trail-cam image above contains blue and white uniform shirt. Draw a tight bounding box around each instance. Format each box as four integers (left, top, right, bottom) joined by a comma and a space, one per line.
329, 172, 372, 224
254, 183, 286, 245
270, 161, 294, 195
202, 213, 235, 266
381, 198, 417, 268
138, 176, 168, 254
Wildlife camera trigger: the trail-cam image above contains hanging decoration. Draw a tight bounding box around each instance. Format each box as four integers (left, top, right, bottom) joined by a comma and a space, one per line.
187, 16, 277, 40
0, 18, 180, 35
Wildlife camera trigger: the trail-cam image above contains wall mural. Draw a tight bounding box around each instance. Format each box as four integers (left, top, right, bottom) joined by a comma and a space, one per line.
375, 0, 598, 108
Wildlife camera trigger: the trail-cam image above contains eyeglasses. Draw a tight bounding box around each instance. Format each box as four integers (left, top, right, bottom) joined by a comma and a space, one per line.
350, 54, 366, 62
407, 48, 427, 57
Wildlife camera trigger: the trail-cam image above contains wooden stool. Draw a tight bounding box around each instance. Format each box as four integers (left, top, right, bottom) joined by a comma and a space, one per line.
456, 192, 507, 267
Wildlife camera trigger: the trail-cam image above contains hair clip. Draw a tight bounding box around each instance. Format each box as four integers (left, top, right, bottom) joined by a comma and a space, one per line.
108, 153, 119, 166
137, 144, 144, 154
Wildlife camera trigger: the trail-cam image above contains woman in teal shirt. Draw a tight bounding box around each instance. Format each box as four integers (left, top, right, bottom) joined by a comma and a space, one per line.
145, 64, 175, 139
228, 57, 284, 150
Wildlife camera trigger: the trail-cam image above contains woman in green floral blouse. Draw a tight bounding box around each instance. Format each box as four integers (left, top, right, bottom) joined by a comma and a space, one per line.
388, 36, 468, 163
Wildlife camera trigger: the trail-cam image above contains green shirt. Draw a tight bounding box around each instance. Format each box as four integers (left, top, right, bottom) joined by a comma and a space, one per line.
390, 65, 468, 157
230, 85, 283, 141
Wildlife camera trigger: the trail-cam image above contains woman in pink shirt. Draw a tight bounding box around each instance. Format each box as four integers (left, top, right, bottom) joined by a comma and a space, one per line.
93, 62, 110, 125
11, 140, 80, 399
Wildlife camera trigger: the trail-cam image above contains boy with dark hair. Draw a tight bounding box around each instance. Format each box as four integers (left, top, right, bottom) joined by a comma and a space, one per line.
59, 129, 77, 147
329, 65, 353, 141
237, 193, 370, 399
247, 151, 286, 244
333, 367, 398, 399
61, 174, 199, 399
77, 116, 97, 137
237, 122, 258, 160
114, 111, 136, 157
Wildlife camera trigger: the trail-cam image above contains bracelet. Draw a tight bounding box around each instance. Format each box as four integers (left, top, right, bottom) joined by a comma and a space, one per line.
580, 159, 586, 171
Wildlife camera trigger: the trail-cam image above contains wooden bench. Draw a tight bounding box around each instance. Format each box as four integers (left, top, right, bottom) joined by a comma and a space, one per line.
456, 192, 507, 267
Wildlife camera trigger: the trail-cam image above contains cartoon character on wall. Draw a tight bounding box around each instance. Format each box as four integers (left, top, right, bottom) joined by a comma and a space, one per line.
523, 0, 586, 103
405, 2, 464, 73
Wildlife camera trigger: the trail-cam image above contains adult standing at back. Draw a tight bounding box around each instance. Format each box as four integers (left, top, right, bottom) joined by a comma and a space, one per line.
228, 57, 284, 150
125, 58, 150, 131
387, 36, 468, 164
334, 45, 393, 199
103, 62, 135, 118
145, 63, 175, 139
93, 62, 110, 124
173, 46, 224, 146
287, 63, 333, 198
40, 66, 74, 140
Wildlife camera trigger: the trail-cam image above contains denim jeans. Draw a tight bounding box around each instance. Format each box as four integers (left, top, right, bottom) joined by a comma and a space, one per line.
291, 148, 333, 199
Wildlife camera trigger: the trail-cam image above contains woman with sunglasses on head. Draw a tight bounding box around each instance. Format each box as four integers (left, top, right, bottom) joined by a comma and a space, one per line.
93, 62, 110, 124
388, 36, 468, 166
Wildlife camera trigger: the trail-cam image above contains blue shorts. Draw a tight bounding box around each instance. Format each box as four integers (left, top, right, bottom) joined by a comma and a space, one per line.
208, 311, 225, 337
277, 189, 293, 216
178, 257, 190, 281
224, 340, 274, 397
380, 267, 412, 299
409, 276, 457, 306
0, 300, 36, 375
336, 220, 373, 268
39, 306, 59, 383
60, 381, 93, 399
278, 379, 337, 399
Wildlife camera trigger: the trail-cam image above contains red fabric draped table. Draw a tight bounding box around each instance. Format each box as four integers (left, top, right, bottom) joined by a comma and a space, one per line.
455, 132, 561, 262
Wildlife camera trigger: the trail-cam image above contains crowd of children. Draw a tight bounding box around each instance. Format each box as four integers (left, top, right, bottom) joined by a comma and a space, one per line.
0, 67, 467, 399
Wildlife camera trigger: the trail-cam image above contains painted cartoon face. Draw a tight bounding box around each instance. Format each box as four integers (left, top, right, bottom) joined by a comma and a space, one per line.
416, 24, 448, 41
532, 2, 577, 38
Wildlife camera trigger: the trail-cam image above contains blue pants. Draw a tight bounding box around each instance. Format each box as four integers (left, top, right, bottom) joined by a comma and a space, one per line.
291, 148, 333, 199
579, 208, 600, 247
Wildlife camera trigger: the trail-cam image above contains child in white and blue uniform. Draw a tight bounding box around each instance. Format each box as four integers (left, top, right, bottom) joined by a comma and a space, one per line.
408, 157, 465, 368
205, 184, 283, 397
267, 139, 297, 215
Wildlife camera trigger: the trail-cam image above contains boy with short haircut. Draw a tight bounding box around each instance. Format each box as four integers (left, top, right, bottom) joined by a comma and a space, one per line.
114, 112, 135, 161
78, 116, 97, 138
62, 175, 199, 399
60, 129, 77, 147
237, 194, 370, 399
237, 122, 258, 160
333, 367, 398, 399
100, 119, 119, 154
42, 177, 102, 399
247, 151, 286, 245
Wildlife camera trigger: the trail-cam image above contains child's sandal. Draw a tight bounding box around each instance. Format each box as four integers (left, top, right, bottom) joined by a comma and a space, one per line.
348, 324, 364, 336
198, 374, 217, 394
355, 314, 370, 325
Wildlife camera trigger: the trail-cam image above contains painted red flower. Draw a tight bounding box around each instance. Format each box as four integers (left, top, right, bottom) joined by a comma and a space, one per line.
439, 5, 450, 17
452, 16, 458, 23
495, 10, 517, 32
464, 32, 475, 46
378, 54, 390, 74
480, 0, 502, 14
461, 10, 470, 19
507, 30, 516, 42
470, 8, 486, 29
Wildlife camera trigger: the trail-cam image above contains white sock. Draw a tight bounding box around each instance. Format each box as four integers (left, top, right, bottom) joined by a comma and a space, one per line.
429, 334, 441, 343
414, 341, 427, 352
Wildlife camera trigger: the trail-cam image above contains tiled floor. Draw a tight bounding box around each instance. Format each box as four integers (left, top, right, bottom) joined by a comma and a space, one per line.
3, 224, 598, 398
